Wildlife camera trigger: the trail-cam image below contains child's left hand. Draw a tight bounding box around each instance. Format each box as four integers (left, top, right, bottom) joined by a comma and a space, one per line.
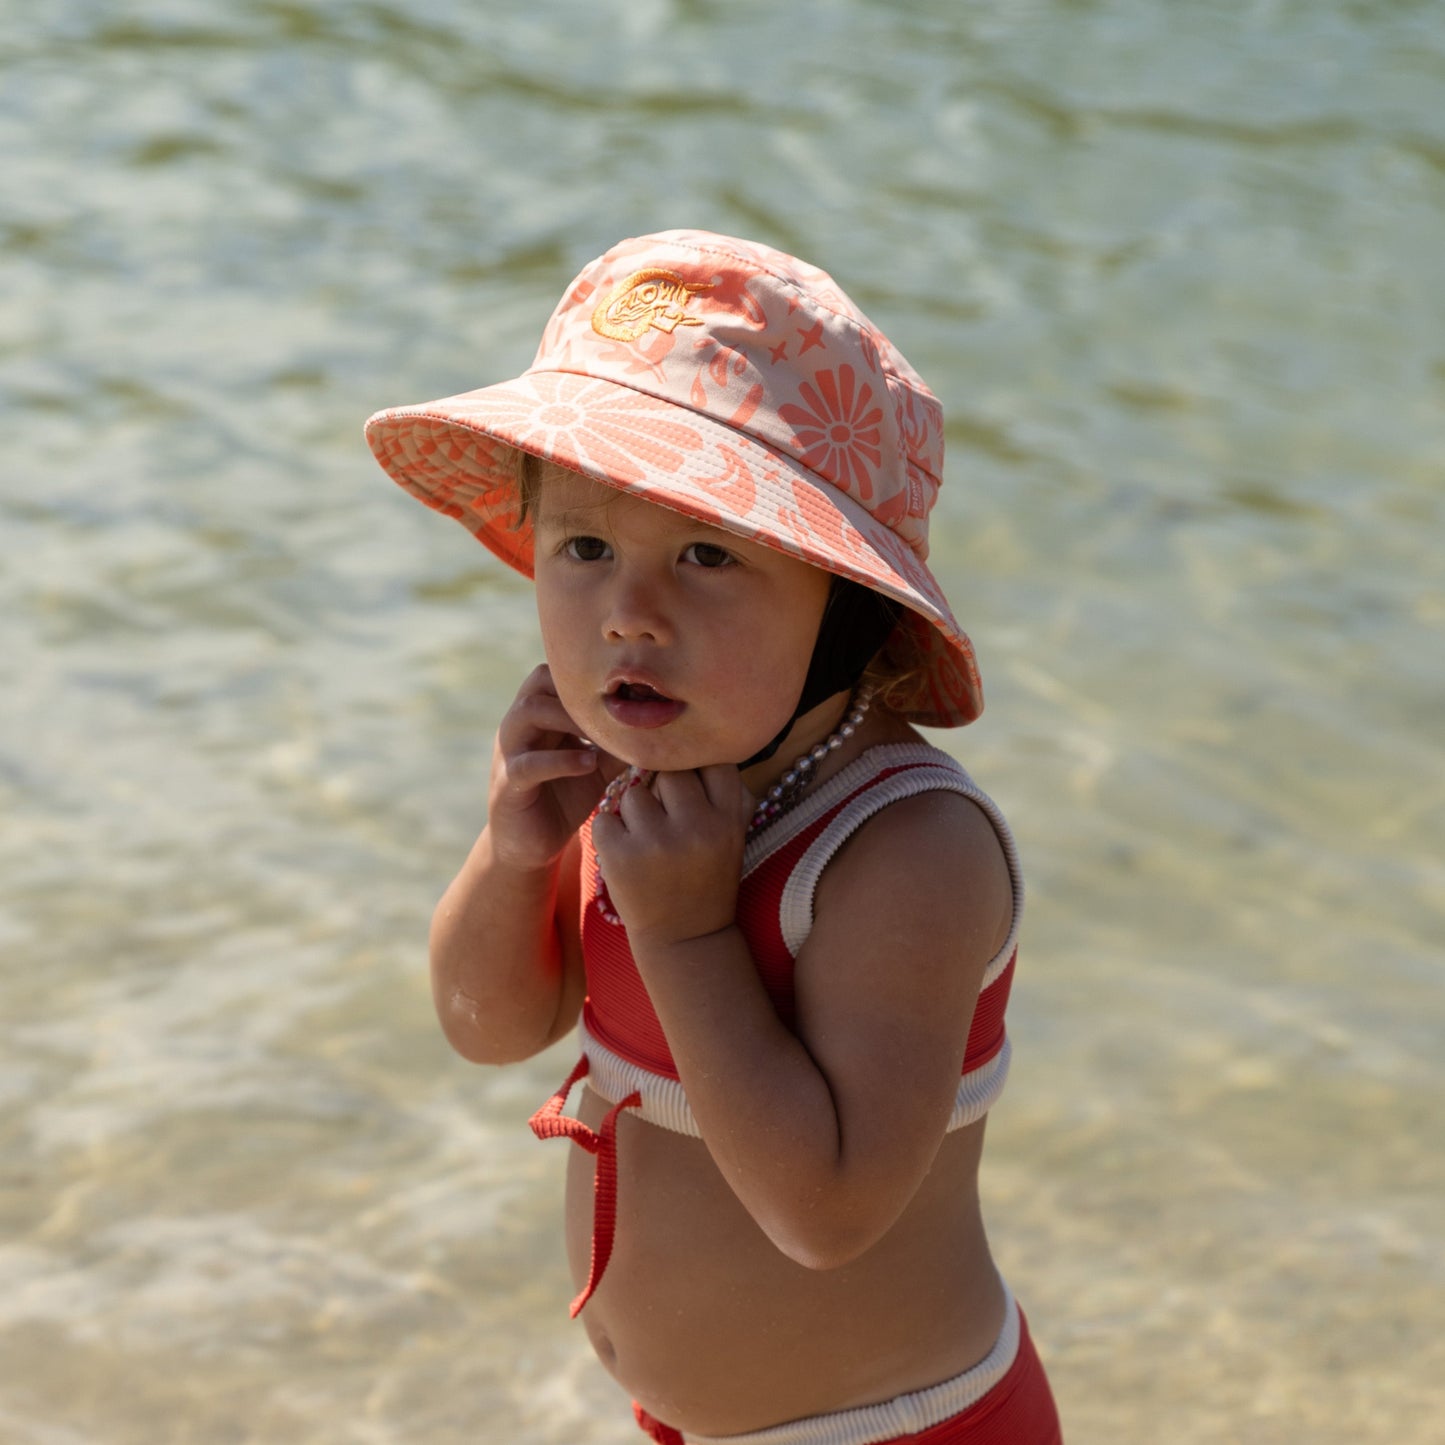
591, 765, 755, 949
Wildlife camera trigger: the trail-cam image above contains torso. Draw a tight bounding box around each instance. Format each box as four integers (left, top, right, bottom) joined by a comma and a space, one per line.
560, 728, 1018, 1435
568, 1091, 1005, 1434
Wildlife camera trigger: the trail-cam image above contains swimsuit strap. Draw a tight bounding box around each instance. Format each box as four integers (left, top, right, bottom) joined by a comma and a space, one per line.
776, 747, 1024, 977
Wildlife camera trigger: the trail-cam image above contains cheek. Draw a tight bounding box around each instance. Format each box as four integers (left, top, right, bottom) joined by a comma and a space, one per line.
535, 574, 582, 645
775, 583, 830, 667
725, 607, 820, 708
534, 589, 590, 690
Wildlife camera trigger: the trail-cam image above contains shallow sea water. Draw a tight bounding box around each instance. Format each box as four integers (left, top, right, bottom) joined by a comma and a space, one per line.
2, 2, 1442, 1441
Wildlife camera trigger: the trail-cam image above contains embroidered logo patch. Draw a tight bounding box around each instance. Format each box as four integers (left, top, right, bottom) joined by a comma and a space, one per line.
591, 269, 712, 342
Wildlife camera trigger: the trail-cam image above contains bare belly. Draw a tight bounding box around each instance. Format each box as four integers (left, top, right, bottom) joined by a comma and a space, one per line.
565, 1084, 1006, 1437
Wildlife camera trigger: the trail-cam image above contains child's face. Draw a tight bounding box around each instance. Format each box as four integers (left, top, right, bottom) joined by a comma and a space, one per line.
531, 464, 833, 775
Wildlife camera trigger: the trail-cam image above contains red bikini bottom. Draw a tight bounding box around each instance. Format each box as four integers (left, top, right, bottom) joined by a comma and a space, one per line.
632, 1307, 1061, 1445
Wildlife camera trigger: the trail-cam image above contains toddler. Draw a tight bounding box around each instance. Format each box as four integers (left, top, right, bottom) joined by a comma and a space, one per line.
366, 230, 1062, 1445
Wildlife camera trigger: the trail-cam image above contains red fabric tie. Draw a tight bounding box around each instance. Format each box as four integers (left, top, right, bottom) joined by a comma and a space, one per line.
528, 1055, 641, 1317
632, 1402, 687, 1444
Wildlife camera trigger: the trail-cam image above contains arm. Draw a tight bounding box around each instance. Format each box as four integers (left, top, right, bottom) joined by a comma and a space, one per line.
430, 664, 616, 1065
429, 828, 586, 1064
595, 771, 1013, 1269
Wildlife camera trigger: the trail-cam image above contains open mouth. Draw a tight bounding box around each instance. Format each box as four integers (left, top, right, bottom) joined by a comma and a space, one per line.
604, 678, 686, 729
611, 681, 673, 703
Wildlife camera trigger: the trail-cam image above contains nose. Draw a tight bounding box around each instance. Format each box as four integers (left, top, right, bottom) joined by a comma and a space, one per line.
603, 567, 673, 644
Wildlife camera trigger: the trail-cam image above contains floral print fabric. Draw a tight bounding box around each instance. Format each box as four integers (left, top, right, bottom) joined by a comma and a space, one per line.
365, 229, 982, 727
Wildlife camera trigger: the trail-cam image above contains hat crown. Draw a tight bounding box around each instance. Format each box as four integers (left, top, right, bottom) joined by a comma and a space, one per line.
363, 228, 985, 726
527, 230, 943, 559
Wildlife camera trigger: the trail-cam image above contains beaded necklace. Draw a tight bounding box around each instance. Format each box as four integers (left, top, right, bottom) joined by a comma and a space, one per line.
593, 684, 874, 926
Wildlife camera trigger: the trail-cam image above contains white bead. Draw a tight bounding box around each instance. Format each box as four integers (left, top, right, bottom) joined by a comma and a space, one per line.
737, 683, 873, 842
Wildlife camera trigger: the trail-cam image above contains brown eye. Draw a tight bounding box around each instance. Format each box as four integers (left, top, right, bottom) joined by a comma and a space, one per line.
565, 536, 610, 562
684, 542, 734, 569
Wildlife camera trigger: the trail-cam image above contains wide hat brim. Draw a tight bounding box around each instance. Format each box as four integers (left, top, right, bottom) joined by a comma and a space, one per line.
365, 369, 983, 727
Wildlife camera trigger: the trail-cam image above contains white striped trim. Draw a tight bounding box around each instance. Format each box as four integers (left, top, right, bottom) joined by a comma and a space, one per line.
741, 744, 962, 878
776, 748, 1024, 988
677, 1287, 1020, 1445
578, 1022, 1008, 1138
578, 1019, 703, 1138
947, 1037, 1010, 1130
578, 746, 1021, 1140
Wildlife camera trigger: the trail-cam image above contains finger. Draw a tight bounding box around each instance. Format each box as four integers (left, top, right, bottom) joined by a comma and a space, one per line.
649, 768, 706, 816
515, 662, 559, 698
504, 745, 600, 791
616, 772, 665, 827
510, 688, 582, 731
500, 689, 590, 751
590, 807, 625, 849
697, 763, 754, 819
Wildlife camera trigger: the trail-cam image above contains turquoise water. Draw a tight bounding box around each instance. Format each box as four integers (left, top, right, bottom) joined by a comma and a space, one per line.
2, 2, 1442, 1440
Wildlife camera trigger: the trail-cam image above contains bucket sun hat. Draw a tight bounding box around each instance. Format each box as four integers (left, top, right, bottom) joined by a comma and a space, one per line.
365, 229, 983, 727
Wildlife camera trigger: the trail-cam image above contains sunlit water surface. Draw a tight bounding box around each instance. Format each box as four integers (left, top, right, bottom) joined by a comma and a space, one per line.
2, 2, 1442, 1441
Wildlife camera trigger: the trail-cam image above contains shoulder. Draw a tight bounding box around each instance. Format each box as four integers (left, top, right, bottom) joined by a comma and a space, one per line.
790, 765, 1015, 1116
816, 775, 1014, 961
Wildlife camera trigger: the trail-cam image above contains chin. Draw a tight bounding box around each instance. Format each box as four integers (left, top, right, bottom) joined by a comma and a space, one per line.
586, 706, 790, 775
603, 730, 749, 775
616, 742, 717, 774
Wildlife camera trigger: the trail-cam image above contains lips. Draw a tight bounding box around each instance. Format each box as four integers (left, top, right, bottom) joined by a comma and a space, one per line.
603, 677, 686, 730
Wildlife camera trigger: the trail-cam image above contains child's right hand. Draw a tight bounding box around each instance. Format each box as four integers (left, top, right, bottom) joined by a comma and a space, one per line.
486, 664, 621, 873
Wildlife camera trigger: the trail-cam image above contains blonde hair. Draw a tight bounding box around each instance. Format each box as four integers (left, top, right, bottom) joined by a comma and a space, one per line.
862, 625, 931, 718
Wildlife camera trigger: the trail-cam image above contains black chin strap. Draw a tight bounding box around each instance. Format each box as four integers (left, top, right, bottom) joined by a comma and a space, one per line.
739, 579, 903, 769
